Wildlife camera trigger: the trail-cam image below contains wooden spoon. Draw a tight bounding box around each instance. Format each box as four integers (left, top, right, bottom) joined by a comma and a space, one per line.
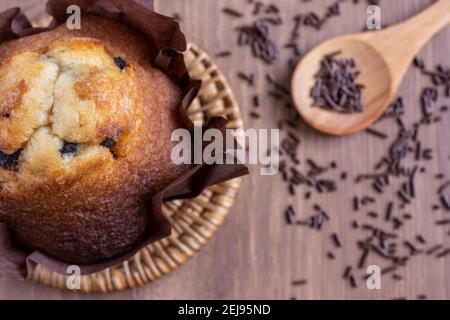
291, 0, 450, 136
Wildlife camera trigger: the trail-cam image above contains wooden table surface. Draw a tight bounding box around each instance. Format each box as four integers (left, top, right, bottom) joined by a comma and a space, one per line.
1, 0, 449, 300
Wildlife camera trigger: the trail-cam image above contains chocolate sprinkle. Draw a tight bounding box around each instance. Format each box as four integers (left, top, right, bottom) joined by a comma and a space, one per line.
222, 7, 243, 18
292, 279, 308, 286
331, 233, 342, 248
216, 51, 232, 58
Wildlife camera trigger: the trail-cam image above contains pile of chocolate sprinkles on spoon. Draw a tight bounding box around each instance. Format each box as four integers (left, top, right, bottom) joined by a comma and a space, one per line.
311, 51, 365, 113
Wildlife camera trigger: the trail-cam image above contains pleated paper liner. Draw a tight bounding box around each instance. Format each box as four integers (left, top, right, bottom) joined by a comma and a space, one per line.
24, 37, 244, 292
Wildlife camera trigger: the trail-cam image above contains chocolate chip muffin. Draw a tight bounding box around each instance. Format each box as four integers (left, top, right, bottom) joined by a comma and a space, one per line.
0, 16, 188, 264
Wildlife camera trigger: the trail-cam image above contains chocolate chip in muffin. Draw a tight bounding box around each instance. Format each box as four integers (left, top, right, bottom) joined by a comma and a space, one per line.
100, 138, 118, 157
0, 149, 21, 169
59, 142, 78, 155
2, 113, 10, 118
100, 138, 115, 150
113, 57, 127, 70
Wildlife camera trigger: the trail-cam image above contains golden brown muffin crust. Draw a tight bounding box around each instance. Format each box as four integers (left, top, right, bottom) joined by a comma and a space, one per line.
0, 80, 26, 117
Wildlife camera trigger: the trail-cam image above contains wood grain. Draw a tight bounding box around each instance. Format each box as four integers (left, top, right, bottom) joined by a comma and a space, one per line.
0, 0, 449, 300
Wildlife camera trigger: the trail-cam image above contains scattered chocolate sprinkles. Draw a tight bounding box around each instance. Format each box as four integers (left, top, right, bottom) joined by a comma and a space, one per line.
385, 202, 393, 221
249, 111, 261, 119
216, 51, 232, 58
237, 18, 280, 64
416, 235, 426, 245
349, 275, 358, 288
218, 0, 449, 298
292, 279, 308, 286
366, 127, 388, 139
343, 266, 352, 279
437, 181, 450, 194
285, 205, 296, 225
436, 248, 450, 258
253, 95, 260, 108
238, 72, 256, 86
331, 233, 342, 248
222, 7, 243, 18
426, 245, 443, 256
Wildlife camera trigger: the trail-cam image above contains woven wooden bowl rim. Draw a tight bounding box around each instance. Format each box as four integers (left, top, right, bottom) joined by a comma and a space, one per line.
29, 42, 244, 292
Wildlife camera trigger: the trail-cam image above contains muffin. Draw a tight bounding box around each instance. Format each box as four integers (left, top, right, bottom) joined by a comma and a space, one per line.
0, 15, 189, 264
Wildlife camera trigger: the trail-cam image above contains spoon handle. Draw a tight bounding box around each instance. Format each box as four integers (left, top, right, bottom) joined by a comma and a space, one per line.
362, 0, 450, 87
389, 0, 450, 49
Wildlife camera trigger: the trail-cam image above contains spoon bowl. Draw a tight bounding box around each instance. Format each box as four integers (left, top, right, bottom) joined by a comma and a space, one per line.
292, 36, 392, 135
291, 0, 450, 136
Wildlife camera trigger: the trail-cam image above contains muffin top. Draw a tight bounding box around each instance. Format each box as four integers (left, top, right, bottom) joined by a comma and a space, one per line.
0, 15, 186, 199
0, 37, 139, 176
